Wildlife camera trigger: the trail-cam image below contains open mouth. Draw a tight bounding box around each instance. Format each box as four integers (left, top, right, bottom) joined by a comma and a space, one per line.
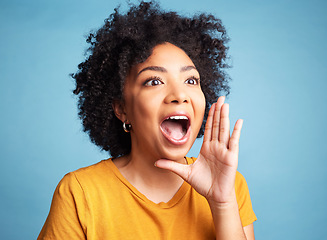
160, 115, 190, 143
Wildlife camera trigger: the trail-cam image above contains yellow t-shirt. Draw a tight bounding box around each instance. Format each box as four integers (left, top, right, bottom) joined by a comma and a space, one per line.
38, 157, 256, 240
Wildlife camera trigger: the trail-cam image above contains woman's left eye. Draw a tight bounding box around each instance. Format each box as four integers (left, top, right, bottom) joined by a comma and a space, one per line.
185, 77, 199, 85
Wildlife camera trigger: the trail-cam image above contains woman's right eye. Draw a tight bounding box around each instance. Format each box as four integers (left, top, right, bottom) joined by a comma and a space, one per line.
144, 77, 163, 86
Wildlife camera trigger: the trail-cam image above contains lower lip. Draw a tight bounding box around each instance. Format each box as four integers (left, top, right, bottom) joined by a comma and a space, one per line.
159, 126, 191, 145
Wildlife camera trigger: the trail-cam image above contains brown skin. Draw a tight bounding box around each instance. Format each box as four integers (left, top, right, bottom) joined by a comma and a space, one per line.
114, 43, 255, 239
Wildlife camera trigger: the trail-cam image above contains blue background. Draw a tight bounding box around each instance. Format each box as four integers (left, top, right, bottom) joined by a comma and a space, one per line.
1, 0, 326, 239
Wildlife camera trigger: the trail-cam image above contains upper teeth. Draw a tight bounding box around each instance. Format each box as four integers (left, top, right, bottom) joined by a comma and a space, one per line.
168, 116, 188, 120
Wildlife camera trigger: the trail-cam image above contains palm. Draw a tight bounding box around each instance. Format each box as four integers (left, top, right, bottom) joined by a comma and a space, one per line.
156, 96, 243, 204
190, 135, 239, 203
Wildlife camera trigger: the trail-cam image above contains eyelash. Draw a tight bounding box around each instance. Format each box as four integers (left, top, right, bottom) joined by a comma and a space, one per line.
144, 76, 163, 86
143, 75, 200, 86
185, 76, 200, 85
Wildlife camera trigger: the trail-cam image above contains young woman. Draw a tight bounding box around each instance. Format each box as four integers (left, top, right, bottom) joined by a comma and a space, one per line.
38, 1, 256, 239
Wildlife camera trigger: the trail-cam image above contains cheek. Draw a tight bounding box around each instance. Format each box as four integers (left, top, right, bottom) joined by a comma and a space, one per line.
130, 97, 157, 125
197, 91, 206, 116
193, 91, 206, 129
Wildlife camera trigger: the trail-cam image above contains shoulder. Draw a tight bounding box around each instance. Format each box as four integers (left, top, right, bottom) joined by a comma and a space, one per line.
58, 159, 115, 193
234, 172, 257, 226
235, 171, 248, 190
72, 159, 112, 176
234, 171, 252, 204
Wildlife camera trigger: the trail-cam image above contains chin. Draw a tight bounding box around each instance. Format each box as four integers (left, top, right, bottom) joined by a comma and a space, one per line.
159, 146, 191, 162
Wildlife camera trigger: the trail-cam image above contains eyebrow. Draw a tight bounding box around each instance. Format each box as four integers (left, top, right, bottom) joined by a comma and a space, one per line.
180, 65, 197, 72
137, 65, 197, 76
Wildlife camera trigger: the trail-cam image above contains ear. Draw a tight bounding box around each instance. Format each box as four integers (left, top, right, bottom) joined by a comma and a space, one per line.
112, 99, 126, 122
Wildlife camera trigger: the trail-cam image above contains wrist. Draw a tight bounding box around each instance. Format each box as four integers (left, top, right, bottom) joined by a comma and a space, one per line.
208, 192, 246, 240
207, 188, 237, 210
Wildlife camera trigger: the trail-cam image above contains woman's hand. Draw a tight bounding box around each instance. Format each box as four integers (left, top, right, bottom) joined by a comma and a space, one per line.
155, 96, 243, 204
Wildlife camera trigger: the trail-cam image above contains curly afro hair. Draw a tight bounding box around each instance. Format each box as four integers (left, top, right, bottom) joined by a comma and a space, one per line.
72, 1, 230, 158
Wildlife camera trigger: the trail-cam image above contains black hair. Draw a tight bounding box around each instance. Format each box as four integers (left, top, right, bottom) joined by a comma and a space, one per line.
72, 1, 230, 158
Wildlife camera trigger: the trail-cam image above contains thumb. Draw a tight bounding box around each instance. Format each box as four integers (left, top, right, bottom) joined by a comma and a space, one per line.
155, 159, 191, 181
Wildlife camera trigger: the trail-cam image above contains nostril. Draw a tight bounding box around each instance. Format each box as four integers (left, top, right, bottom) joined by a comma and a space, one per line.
166, 91, 189, 104
170, 99, 188, 103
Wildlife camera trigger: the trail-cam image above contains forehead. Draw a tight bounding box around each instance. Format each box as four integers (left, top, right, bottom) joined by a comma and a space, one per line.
133, 43, 196, 73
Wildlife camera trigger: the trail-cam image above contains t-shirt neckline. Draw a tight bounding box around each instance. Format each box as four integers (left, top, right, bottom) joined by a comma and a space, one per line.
104, 157, 193, 209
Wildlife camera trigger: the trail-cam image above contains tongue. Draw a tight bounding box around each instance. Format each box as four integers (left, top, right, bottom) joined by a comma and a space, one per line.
161, 120, 184, 140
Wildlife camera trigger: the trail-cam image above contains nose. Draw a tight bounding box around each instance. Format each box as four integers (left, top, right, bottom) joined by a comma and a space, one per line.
164, 84, 190, 104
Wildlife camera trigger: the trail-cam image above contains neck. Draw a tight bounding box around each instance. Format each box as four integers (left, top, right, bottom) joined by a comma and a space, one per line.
113, 152, 186, 203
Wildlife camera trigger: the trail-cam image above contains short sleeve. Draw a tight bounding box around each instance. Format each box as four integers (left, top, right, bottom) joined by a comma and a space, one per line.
37, 173, 87, 240
235, 172, 257, 227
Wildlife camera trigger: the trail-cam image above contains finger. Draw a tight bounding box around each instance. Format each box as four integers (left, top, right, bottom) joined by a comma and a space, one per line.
212, 96, 225, 141
155, 159, 191, 182
229, 119, 243, 152
219, 103, 230, 146
203, 103, 216, 142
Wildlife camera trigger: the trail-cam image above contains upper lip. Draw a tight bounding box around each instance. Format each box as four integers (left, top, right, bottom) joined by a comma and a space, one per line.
160, 112, 191, 126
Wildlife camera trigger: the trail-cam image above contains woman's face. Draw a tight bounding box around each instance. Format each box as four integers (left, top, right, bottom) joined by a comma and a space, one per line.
120, 43, 206, 161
